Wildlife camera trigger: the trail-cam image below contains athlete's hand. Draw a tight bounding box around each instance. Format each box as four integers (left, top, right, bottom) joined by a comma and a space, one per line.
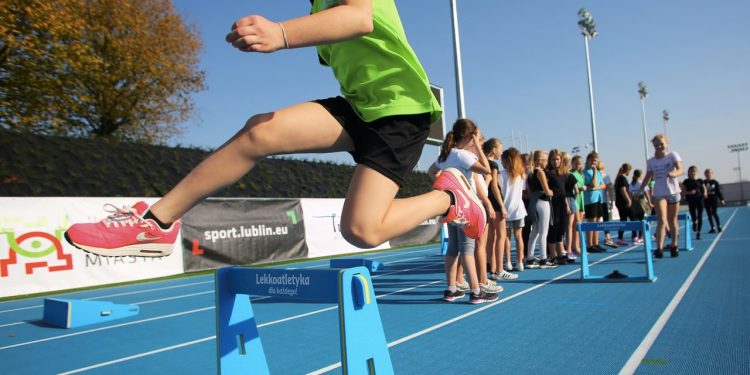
227, 15, 286, 53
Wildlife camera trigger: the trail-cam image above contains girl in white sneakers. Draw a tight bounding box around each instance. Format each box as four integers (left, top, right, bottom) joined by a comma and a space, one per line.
500, 147, 527, 273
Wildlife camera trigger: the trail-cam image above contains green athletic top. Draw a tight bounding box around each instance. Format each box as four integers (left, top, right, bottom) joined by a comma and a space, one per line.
572, 171, 585, 211
311, 0, 442, 123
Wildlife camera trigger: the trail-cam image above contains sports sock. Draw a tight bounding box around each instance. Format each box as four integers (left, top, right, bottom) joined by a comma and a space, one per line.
144, 210, 171, 230
442, 191, 456, 216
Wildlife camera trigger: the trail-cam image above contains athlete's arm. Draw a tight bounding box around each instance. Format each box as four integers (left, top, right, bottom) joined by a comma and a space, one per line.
227, 0, 373, 53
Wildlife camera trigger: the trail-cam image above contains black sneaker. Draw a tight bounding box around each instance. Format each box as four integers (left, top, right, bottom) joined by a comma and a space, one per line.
540, 258, 559, 269
588, 245, 605, 253
696, 232, 701, 240
718, 226, 722, 233
670, 245, 679, 258
526, 258, 541, 269
557, 256, 568, 265
443, 289, 465, 302
708, 228, 716, 234
469, 290, 498, 304
654, 248, 664, 259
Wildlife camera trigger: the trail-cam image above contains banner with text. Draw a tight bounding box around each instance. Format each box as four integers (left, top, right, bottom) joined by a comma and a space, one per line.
0, 198, 184, 298
180, 199, 307, 272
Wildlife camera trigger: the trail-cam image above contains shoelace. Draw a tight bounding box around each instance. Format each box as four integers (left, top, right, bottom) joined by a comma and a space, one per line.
101, 204, 154, 230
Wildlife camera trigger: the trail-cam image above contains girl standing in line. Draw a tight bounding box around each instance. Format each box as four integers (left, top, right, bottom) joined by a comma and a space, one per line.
703, 169, 725, 233
545, 149, 570, 265
429, 119, 499, 304
637, 134, 683, 258
569, 155, 587, 256
563, 153, 580, 262
471, 134, 503, 293
614, 163, 636, 245
682, 166, 707, 240
500, 147, 527, 272
583, 152, 606, 253
526, 150, 557, 269
484, 139, 517, 280
628, 169, 651, 244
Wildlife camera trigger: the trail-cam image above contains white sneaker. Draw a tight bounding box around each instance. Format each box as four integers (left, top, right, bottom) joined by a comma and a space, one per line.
516, 262, 525, 272
505, 262, 513, 271
480, 282, 504, 294
496, 271, 519, 280
456, 280, 470, 291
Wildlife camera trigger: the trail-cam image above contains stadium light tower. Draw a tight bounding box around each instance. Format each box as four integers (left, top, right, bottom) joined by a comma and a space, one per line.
638, 81, 649, 162
662, 109, 670, 138
450, 0, 466, 118
728, 142, 748, 202
578, 8, 599, 152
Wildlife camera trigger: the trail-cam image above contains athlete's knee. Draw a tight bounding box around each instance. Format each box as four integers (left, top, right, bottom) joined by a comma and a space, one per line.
240, 113, 277, 156
340, 221, 384, 249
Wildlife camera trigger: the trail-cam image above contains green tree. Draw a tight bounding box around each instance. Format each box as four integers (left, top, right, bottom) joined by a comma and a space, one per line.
0, 0, 205, 143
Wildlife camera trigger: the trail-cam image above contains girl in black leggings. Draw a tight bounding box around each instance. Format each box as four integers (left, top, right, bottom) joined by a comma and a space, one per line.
682, 166, 706, 240
703, 169, 724, 233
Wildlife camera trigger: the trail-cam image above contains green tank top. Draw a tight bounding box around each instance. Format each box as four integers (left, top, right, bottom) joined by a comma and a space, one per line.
311, 0, 442, 123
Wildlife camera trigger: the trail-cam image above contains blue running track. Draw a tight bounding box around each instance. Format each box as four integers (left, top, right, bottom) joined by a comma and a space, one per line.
1, 207, 747, 374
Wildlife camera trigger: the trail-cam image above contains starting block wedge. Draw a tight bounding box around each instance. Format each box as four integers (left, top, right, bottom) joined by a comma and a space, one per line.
578, 221, 657, 282
215, 266, 393, 375
646, 213, 694, 250
42, 298, 139, 329
330, 258, 384, 272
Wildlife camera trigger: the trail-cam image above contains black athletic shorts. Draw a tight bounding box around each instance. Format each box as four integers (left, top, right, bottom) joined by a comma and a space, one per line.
584, 202, 603, 219
314, 96, 431, 187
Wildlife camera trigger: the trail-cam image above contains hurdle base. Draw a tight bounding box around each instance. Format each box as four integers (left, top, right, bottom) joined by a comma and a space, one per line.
580, 275, 657, 283
330, 258, 383, 272
43, 298, 139, 329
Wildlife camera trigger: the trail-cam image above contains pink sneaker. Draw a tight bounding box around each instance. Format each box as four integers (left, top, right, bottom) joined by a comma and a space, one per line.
65, 202, 179, 257
433, 168, 486, 239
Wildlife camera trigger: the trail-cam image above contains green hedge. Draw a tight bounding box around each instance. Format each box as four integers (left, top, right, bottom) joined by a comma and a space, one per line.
0, 130, 432, 198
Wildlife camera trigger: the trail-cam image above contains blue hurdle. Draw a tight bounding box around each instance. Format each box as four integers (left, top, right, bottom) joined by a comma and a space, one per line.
42, 298, 139, 329
215, 266, 393, 375
330, 258, 384, 272
578, 221, 657, 282
440, 224, 448, 255
646, 213, 694, 250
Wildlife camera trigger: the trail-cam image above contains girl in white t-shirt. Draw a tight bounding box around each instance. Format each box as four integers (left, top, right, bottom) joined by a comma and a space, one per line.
637, 134, 683, 258
428, 119, 499, 304
500, 147, 528, 271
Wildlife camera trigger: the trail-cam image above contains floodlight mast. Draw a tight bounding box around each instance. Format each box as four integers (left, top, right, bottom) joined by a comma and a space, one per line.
728, 142, 748, 202
578, 8, 599, 153
639, 81, 649, 163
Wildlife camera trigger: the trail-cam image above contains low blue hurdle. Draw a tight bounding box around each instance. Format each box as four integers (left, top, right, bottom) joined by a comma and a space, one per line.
646, 213, 694, 251
578, 221, 657, 282
215, 266, 393, 375
330, 258, 384, 272
440, 224, 448, 255
42, 298, 139, 328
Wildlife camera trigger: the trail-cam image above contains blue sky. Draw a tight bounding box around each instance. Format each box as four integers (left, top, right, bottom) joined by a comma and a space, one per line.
171, 0, 749, 185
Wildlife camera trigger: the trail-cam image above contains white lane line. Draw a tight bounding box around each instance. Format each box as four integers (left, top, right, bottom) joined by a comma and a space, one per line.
0, 307, 215, 351
56, 336, 216, 375
0, 280, 213, 314
618, 209, 738, 375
